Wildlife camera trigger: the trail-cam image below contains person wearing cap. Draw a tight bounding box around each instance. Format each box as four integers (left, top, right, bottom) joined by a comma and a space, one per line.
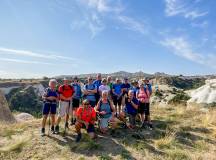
119, 90, 139, 129
41, 79, 59, 136
93, 73, 102, 104
136, 80, 153, 129
131, 80, 140, 98
143, 78, 152, 94
112, 78, 123, 116
75, 99, 97, 142
121, 78, 131, 96
83, 77, 97, 107
55, 78, 74, 134
99, 78, 111, 97
70, 77, 82, 125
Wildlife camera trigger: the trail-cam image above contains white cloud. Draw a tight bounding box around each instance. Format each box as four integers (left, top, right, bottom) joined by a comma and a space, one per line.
0, 69, 48, 79
0, 58, 53, 65
0, 47, 77, 61
165, 0, 208, 19
71, 13, 105, 38
118, 16, 148, 35
161, 37, 216, 69
79, 0, 123, 13
72, 0, 124, 38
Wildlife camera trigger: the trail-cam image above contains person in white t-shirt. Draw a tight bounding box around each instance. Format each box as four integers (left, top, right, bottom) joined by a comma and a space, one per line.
99, 78, 111, 98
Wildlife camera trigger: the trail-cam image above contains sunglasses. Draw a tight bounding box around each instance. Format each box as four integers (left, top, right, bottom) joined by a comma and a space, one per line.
84, 103, 89, 105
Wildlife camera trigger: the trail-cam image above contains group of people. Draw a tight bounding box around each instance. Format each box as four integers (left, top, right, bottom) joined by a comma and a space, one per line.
41, 73, 153, 142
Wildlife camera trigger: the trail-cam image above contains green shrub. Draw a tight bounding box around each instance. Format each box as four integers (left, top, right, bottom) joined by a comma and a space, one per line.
168, 92, 190, 105
7, 86, 42, 117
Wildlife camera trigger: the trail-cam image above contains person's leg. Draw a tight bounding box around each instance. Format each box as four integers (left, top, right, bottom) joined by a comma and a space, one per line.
110, 117, 119, 129
119, 112, 126, 122
145, 103, 153, 129
42, 115, 48, 129
87, 124, 96, 139
55, 101, 66, 133
129, 115, 136, 129
72, 99, 79, 124
75, 122, 83, 142
64, 102, 70, 128
113, 96, 118, 116
50, 114, 55, 133
99, 118, 109, 134
50, 103, 57, 131
41, 103, 50, 135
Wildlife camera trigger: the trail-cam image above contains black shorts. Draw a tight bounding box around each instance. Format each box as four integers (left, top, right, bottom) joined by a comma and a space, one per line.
113, 95, 122, 106
72, 98, 80, 108
42, 102, 57, 115
138, 102, 150, 116
81, 123, 95, 133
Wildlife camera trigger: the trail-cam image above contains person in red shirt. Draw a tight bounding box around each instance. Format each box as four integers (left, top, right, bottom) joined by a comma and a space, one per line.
75, 99, 96, 142
55, 77, 74, 134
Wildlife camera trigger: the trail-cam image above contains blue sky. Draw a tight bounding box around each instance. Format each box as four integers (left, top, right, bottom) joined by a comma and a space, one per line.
0, 0, 216, 78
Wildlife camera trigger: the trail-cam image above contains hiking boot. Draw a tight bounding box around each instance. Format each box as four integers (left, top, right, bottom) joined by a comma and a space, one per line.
41, 128, 45, 136
141, 122, 147, 129
76, 133, 82, 142
148, 123, 153, 130
70, 119, 76, 126
121, 123, 127, 129
51, 126, 55, 134
55, 125, 60, 134
110, 129, 116, 137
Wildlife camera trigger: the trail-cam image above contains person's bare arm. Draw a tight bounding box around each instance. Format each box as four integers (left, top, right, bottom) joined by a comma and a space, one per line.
112, 89, 118, 96
110, 101, 116, 116
121, 95, 126, 106
131, 101, 138, 110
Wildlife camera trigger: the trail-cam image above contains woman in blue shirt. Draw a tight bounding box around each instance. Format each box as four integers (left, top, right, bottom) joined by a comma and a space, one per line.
112, 78, 123, 116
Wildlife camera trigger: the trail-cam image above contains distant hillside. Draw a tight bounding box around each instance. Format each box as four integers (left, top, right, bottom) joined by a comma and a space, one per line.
54, 71, 153, 80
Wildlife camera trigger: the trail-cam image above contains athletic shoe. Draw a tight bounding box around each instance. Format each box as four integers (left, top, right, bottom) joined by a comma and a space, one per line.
51, 126, 55, 134
70, 119, 76, 126
141, 122, 147, 129
55, 125, 60, 134
41, 128, 45, 136
148, 123, 153, 130
76, 133, 82, 142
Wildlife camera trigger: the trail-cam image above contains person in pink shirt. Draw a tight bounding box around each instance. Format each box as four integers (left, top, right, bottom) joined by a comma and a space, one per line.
136, 80, 153, 129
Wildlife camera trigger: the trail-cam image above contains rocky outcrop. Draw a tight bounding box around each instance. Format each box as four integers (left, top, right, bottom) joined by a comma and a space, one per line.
0, 90, 16, 123
188, 79, 216, 104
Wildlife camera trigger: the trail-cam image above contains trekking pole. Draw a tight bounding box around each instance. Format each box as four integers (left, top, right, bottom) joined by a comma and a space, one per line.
48, 112, 51, 136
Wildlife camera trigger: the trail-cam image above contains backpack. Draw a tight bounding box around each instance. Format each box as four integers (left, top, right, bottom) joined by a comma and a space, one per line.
62, 85, 73, 92
98, 99, 113, 115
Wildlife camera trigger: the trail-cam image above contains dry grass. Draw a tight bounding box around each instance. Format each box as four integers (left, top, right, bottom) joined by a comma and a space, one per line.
154, 129, 176, 150
0, 105, 216, 160
0, 134, 32, 153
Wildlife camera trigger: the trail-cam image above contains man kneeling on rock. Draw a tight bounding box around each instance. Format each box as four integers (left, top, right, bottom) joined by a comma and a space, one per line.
75, 99, 96, 142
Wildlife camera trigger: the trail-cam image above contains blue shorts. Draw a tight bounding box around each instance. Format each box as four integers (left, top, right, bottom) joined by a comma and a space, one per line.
42, 103, 57, 115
